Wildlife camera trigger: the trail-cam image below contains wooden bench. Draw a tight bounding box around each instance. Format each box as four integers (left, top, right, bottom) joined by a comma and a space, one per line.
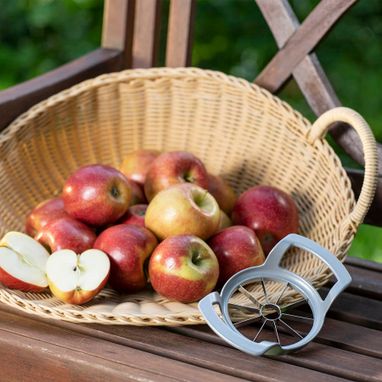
0, 1, 381, 381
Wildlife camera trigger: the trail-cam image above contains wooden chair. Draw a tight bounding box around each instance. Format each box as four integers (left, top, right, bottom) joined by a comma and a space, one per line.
0, 2, 381, 380
0, 0, 380, 227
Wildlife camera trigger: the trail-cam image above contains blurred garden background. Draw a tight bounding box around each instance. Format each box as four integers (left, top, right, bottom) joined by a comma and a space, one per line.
0, 0, 381, 261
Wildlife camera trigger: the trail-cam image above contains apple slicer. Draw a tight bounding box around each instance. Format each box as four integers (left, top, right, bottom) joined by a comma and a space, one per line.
198, 234, 352, 356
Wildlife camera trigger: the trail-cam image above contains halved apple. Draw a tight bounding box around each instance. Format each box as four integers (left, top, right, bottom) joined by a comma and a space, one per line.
0, 231, 49, 292
46, 249, 110, 305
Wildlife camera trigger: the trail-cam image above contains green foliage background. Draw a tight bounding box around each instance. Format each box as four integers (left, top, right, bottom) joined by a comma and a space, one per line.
0, 0, 381, 261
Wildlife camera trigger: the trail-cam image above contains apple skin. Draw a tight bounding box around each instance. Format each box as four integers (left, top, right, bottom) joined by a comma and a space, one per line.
144, 151, 209, 201
93, 224, 158, 292
145, 183, 220, 240
218, 210, 232, 231
62, 164, 132, 227
120, 149, 160, 185
25, 197, 68, 237
208, 225, 265, 287
35, 217, 96, 253
149, 235, 219, 303
127, 179, 147, 205
0, 267, 46, 292
0, 232, 49, 292
46, 249, 110, 305
232, 185, 299, 255
119, 204, 148, 228
207, 174, 237, 214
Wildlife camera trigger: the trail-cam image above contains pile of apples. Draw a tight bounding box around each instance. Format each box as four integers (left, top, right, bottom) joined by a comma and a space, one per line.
0, 150, 299, 305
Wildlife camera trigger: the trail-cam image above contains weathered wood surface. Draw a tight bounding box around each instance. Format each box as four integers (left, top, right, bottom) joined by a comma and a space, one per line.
102, 0, 136, 68
0, 48, 123, 132
0, 258, 380, 382
131, 0, 162, 68
166, 0, 196, 67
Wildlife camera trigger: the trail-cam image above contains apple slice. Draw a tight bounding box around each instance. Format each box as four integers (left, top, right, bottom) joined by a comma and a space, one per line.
0, 231, 49, 292
46, 249, 110, 305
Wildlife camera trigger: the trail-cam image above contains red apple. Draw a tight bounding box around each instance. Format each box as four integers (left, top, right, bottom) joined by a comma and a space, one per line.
93, 224, 157, 293
0, 232, 49, 292
120, 149, 160, 185
127, 179, 147, 205
119, 204, 147, 228
35, 217, 96, 253
149, 235, 219, 303
46, 249, 110, 304
144, 151, 209, 201
62, 164, 132, 226
208, 226, 265, 286
25, 197, 68, 237
145, 183, 220, 240
232, 185, 299, 255
207, 174, 237, 214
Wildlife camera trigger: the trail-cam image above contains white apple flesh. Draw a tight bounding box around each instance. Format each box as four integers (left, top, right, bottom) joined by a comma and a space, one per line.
46, 249, 110, 305
0, 232, 49, 292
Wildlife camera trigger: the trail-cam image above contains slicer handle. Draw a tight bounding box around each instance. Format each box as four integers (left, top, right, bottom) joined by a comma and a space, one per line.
264, 234, 352, 312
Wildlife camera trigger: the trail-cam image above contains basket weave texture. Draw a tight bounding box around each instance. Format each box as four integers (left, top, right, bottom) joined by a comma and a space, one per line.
0, 68, 377, 325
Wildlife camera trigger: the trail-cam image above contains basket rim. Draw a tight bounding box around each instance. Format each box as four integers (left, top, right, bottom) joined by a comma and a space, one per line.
0, 67, 312, 146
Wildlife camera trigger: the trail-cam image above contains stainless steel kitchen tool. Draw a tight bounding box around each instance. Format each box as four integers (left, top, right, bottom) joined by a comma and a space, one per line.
198, 234, 352, 356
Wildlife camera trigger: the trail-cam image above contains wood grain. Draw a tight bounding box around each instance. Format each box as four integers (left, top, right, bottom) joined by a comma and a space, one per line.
166, 0, 196, 67
0, 310, 246, 382
0, 304, 347, 382
0, 48, 122, 132
255, 0, 357, 92
102, 0, 136, 68
132, 0, 162, 68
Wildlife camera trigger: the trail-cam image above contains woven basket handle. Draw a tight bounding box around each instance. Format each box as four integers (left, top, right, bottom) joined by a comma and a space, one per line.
307, 107, 378, 227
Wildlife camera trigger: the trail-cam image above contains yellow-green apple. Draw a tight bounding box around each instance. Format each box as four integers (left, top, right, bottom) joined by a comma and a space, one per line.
232, 185, 299, 255
145, 184, 220, 240
46, 249, 110, 304
149, 235, 219, 303
93, 224, 157, 292
25, 197, 68, 237
207, 174, 237, 214
0, 232, 49, 292
127, 179, 147, 205
208, 226, 265, 286
120, 149, 160, 185
35, 217, 96, 253
144, 151, 209, 201
119, 204, 147, 228
62, 164, 132, 226
218, 210, 232, 230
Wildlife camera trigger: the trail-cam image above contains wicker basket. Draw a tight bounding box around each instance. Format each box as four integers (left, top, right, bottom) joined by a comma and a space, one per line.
0, 68, 377, 326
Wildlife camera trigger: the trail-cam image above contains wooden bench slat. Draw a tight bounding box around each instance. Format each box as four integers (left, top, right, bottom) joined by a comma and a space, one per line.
345, 254, 382, 273
174, 325, 382, 382
323, 290, 382, 330
132, 0, 162, 68
0, 329, 168, 382
0, 48, 122, 132
102, 0, 136, 68
255, 0, 357, 93
344, 264, 382, 300
0, 309, 247, 382
0, 304, 347, 382
166, 0, 196, 67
